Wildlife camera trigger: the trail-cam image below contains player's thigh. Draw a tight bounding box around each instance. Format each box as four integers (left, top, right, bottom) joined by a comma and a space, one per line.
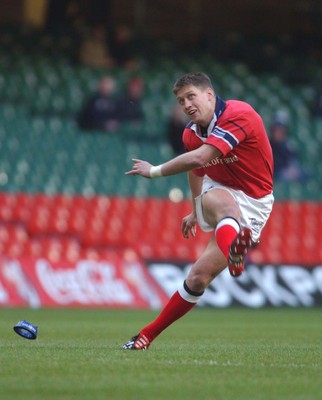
201, 188, 241, 227
186, 235, 227, 292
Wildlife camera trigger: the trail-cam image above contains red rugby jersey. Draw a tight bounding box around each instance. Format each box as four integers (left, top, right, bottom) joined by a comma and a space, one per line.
183, 97, 274, 199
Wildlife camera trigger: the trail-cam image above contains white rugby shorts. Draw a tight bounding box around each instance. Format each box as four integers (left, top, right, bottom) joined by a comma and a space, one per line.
195, 175, 274, 242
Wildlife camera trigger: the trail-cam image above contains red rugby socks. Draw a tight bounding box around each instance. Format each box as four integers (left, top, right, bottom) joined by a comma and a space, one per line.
215, 217, 240, 259
140, 281, 203, 342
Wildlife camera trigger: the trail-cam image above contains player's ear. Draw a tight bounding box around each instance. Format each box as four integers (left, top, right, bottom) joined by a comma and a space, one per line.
207, 87, 214, 100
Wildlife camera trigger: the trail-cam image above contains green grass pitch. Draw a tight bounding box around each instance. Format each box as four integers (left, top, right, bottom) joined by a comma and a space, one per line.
0, 307, 321, 400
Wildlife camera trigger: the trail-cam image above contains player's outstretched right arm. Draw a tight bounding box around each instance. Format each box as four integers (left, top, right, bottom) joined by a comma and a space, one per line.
125, 144, 222, 179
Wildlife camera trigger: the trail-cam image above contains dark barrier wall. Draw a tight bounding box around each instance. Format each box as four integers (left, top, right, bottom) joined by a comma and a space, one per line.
148, 262, 322, 308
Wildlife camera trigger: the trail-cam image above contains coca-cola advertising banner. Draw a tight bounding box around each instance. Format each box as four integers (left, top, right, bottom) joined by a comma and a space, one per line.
1, 256, 322, 308
0, 256, 169, 309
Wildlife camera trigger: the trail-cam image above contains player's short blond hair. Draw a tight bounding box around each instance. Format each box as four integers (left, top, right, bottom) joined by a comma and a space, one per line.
172, 72, 214, 95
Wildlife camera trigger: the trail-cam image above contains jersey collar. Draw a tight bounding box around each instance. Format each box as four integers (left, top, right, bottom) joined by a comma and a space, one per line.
187, 96, 226, 138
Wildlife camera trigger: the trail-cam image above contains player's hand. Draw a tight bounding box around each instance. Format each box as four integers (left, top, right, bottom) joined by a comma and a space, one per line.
181, 213, 197, 239
125, 159, 152, 178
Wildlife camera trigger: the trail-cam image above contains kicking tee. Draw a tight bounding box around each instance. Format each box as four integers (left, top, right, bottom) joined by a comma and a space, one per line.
182, 97, 274, 199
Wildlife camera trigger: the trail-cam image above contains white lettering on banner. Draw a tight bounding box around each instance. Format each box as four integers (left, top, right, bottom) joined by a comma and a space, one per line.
2, 260, 41, 307
0, 280, 8, 303
245, 266, 298, 306
148, 264, 192, 297
148, 263, 322, 307
205, 271, 266, 308
279, 266, 317, 306
36, 259, 133, 305
201, 277, 232, 308
313, 268, 322, 292
122, 263, 163, 309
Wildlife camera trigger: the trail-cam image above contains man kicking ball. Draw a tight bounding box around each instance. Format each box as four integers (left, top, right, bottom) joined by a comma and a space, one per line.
123, 72, 274, 350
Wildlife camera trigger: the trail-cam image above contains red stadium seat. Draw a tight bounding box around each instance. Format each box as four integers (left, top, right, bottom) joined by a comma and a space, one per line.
0, 193, 321, 266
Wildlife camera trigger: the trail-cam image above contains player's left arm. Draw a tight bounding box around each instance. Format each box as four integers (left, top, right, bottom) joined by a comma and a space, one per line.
181, 171, 203, 239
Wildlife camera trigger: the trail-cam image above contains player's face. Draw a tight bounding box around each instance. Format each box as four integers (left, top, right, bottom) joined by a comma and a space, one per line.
176, 85, 214, 127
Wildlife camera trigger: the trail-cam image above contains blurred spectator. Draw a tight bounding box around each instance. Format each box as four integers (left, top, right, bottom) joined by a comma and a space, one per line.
110, 25, 139, 70
78, 76, 119, 132
117, 77, 145, 126
79, 24, 115, 69
311, 88, 322, 118
269, 112, 308, 182
166, 104, 188, 155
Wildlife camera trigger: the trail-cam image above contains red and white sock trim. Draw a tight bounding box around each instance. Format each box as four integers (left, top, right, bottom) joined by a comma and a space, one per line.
178, 282, 203, 303
215, 217, 240, 233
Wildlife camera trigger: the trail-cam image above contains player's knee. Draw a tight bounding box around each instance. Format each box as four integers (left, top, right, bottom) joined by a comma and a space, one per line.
185, 272, 212, 292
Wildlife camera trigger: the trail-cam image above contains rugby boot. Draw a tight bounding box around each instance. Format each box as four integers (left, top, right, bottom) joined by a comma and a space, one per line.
228, 227, 252, 277
122, 333, 150, 350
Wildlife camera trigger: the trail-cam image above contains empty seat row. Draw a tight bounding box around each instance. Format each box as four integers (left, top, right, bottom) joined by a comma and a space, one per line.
0, 192, 321, 264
